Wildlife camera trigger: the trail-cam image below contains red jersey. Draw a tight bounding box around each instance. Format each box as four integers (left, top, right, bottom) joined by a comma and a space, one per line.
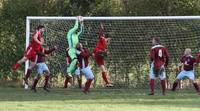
77, 48, 90, 69
150, 44, 169, 70
181, 55, 196, 71
30, 31, 42, 52
196, 52, 200, 63
93, 27, 107, 54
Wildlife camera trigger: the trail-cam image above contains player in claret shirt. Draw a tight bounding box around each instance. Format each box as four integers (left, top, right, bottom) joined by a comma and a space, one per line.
172, 48, 200, 95
76, 43, 94, 94
149, 37, 169, 95
31, 45, 57, 92
93, 23, 113, 87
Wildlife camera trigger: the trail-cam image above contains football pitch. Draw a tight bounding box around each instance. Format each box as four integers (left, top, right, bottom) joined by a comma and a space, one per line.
0, 87, 199, 111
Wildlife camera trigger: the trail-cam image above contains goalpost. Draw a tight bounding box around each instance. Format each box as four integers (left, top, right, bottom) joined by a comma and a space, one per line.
25, 16, 200, 90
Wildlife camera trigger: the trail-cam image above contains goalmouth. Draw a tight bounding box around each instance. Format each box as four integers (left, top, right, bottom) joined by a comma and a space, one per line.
25, 16, 200, 89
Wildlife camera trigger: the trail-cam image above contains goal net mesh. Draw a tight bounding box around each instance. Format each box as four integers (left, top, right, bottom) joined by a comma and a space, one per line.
28, 17, 200, 91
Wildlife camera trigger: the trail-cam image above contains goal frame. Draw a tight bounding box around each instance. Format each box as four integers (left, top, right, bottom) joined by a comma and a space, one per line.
25, 16, 200, 88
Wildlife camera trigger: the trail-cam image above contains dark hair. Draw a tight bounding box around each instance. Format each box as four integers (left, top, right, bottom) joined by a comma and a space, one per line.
153, 37, 160, 43
36, 25, 45, 30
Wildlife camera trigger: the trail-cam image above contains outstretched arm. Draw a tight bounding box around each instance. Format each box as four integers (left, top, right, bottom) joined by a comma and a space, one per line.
44, 46, 57, 55
77, 21, 84, 38
98, 23, 104, 38
67, 18, 79, 38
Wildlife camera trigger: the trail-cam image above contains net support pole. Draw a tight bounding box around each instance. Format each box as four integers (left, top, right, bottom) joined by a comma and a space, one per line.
25, 17, 30, 89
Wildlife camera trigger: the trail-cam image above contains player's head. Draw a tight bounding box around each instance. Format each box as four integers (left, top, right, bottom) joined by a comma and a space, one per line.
184, 48, 191, 56
76, 43, 83, 51
152, 37, 160, 45
37, 25, 45, 33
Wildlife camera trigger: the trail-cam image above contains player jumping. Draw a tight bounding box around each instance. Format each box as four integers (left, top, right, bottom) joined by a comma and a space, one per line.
149, 37, 169, 95
93, 23, 113, 87
76, 43, 94, 94
172, 48, 200, 95
12, 25, 45, 85
66, 16, 83, 78
64, 48, 82, 89
31, 46, 57, 92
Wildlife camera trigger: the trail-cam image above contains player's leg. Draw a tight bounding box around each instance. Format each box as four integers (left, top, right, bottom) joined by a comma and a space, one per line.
31, 74, 41, 92
95, 55, 113, 87
42, 63, 50, 92
31, 62, 44, 92
158, 66, 166, 95
64, 66, 76, 88
12, 56, 28, 72
81, 66, 94, 94
64, 76, 71, 88
187, 71, 200, 94
75, 68, 82, 88
23, 55, 38, 85
149, 63, 155, 95
172, 71, 185, 91
12, 46, 34, 71
67, 48, 78, 77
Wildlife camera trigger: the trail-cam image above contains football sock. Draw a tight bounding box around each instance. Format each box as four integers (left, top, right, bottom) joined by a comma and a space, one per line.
149, 79, 154, 93
102, 72, 109, 84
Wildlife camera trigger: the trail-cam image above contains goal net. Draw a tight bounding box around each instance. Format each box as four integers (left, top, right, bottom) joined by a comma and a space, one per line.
26, 16, 200, 90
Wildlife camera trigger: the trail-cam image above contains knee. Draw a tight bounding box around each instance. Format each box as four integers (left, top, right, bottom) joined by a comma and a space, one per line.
100, 65, 106, 72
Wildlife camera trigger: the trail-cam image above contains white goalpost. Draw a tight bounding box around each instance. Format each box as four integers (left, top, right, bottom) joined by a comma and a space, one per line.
25, 16, 200, 89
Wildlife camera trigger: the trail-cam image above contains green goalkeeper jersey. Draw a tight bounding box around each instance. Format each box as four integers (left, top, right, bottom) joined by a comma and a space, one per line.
67, 20, 79, 48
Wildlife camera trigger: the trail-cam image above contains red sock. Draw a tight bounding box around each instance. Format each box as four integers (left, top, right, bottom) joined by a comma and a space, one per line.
149, 79, 154, 93
172, 81, 178, 91
32, 79, 38, 89
64, 77, 70, 88
193, 83, 200, 92
161, 80, 166, 94
102, 72, 109, 84
44, 75, 50, 88
84, 79, 93, 92
12, 63, 21, 71
25, 69, 32, 80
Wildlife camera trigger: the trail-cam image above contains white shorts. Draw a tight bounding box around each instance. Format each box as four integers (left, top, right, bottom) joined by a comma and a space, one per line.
37, 63, 49, 75
75, 66, 94, 80
176, 70, 195, 80
149, 63, 166, 80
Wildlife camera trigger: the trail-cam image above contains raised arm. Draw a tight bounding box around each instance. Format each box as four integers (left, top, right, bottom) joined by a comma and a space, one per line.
98, 23, 104, 38
67, 19, 79, 38
77, 21, 84, 38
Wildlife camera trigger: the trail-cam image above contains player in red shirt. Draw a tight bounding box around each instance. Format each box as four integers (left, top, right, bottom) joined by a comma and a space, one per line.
172, 48, 200, 95
31, 46, 57, 92
12, 25, 45, 85
196, 50, 200, 63
149, 37, 169, 95
93, 23, 113, 87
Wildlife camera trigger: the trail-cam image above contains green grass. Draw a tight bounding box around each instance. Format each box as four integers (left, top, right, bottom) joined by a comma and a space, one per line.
0, 87, 200, 111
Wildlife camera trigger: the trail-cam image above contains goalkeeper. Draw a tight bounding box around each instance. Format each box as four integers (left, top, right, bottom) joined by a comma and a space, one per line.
66, 16, 84, 78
